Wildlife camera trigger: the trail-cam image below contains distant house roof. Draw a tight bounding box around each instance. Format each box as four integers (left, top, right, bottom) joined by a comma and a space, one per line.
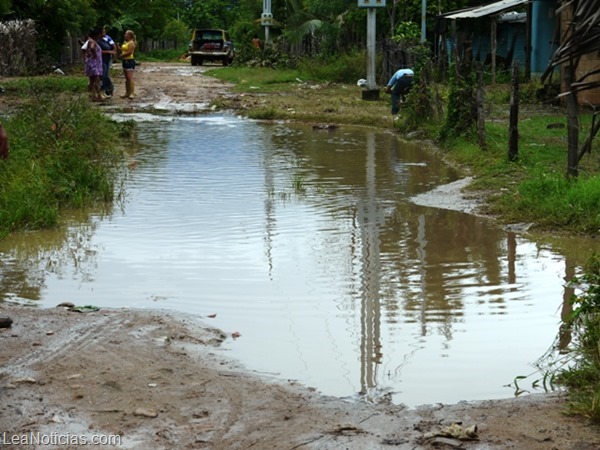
497, 11, 527, 23
441, 0, 529, 19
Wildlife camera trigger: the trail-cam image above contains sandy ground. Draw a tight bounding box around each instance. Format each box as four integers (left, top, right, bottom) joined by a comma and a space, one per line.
1, 62, 600, 450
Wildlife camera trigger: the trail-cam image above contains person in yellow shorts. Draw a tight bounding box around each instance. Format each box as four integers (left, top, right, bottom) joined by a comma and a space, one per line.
119, 30, 137, 99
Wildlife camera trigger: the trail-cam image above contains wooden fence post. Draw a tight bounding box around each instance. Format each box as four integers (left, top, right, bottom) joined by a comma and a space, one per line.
477, 65, 486, 149
491, 18, 497, 85
565, 59, 579, 178
508, 61, 519, 162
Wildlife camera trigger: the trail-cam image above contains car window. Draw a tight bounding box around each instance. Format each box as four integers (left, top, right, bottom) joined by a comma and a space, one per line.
201, 32, 222, 40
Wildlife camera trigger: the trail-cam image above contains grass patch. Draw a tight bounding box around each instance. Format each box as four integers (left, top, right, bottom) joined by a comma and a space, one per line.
295, 52, 367, 84
138, 47, 188, 62
207, 66, 303, 92
0, 90, 125, 237
496, 173, 600, 232
208, 66, 392, 127
210, 51, 369, 88
2, 75, 87, 97
247, 107, 278, 120
439, 93, 600, 233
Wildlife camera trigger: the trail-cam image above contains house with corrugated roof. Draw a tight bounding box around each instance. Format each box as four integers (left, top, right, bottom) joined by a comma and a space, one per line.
436, 0, 557, 77
437, 0, 599, 105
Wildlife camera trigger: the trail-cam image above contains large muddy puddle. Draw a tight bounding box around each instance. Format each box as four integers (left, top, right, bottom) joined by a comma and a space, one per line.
1, 114, 598, 407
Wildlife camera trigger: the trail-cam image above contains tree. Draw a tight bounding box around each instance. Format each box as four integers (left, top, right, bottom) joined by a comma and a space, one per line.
0, 0, 12, 16
9, 0, 97, 58
163, 18, 189, 43
182, 0, 237, 30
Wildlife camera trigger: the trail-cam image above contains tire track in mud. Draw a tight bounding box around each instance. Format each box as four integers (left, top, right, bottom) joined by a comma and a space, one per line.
0, 312, 126, 379
204, 372, 245, 449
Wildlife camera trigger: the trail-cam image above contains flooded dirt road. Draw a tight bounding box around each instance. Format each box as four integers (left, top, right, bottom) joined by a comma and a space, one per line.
1, 62, 600, 449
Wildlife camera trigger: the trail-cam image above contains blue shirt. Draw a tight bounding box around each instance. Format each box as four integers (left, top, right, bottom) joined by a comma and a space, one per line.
387, 68, 414, 87
103, 34, 115, 47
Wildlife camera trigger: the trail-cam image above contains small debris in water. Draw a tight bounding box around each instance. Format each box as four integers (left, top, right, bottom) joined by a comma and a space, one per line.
67, 305, 100, 313
56, 302, 75, 308
423, 422, 478, 441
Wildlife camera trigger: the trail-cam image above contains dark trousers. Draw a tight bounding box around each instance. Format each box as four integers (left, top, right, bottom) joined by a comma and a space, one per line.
391, 78, 413, 114
101, 60, 114, 95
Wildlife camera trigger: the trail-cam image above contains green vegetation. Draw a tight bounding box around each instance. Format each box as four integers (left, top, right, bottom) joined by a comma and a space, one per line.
2, 76, 88, 97
539, 255, 600, 422
209, 58, 392, 128
438, 61, 477, 141
138, 47, 189, 62
0, 86, 126, 238
218, 50, 369, 86
210, 66, 303, 91
295, 52, 368, 84
2, 0, 466, 66
441, 106, 600, 233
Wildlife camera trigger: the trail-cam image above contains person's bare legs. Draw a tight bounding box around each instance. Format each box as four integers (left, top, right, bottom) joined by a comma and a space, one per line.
92, 75, 102, 100
126, 69, 135, 99
120, 69, 134, 99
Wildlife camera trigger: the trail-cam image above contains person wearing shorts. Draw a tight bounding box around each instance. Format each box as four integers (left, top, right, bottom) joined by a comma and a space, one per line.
119, 30, 137, 99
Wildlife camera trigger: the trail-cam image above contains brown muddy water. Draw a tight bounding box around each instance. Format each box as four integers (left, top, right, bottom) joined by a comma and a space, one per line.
1, 114, 599, 407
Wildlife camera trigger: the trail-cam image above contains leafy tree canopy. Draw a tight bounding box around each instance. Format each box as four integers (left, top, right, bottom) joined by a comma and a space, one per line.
1, 0, 490, 59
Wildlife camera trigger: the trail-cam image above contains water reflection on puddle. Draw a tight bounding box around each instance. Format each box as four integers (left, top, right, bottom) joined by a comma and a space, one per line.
1, 114, 598, 407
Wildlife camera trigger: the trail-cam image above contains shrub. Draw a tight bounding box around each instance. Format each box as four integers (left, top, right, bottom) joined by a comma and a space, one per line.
402, 45, 443, 131
0, 90, 124, 236
296, 50, 366, 83
438, 60, 477, 141
558, 255, 600, 421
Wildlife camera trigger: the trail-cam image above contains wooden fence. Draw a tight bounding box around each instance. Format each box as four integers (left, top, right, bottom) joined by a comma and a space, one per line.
381, 40, 417, 83
0, 20, 37, 76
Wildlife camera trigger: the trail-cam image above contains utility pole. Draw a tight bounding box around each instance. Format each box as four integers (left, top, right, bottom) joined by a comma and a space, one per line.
421, 0, 427, 43
367, 8, 376, 90
262, 0, 273, 45
358, 0, 386, 100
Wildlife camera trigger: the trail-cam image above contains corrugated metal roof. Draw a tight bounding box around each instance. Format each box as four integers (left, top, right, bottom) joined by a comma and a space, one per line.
497, 11, 527, 23
442, 0, 529, 19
